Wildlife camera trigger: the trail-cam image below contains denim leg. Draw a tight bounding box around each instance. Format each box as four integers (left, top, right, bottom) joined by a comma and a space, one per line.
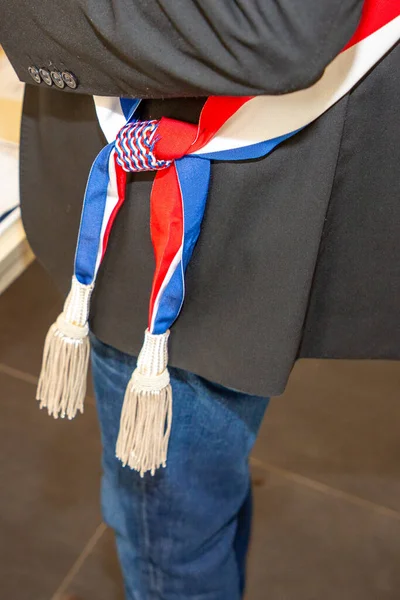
90, 334, 269, 600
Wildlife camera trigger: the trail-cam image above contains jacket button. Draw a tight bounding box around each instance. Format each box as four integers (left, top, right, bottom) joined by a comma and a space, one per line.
51, 70, 65, 88
28, 66, 41, 84
39, 68, 53, 86
62, 71, 78, 89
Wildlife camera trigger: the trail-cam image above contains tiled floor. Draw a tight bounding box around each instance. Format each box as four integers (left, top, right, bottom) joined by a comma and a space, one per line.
0, 262, 399, 599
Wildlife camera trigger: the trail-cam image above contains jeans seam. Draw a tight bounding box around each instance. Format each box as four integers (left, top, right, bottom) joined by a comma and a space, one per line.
141, 475, 164, 598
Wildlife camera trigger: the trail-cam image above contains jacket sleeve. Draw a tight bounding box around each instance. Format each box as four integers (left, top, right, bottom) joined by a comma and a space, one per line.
0, 0, 363, 98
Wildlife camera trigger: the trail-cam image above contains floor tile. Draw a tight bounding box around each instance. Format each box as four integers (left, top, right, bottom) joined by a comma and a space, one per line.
0, 261, 61, 376
0, 261, 95, 397
254, 359, 400, 512
0, 371, 102, 600
246, 469, 400, 600
65, 528, 125, 600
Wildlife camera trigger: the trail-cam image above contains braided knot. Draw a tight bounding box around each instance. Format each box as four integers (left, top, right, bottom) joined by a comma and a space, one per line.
115, 120, 173, 172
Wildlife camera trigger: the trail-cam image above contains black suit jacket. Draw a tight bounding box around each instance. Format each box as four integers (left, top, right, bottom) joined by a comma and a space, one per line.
1, 1, 399, 396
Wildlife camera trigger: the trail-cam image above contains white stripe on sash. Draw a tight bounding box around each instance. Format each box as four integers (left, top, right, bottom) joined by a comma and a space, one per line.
93, 96, 126, 144
94, 149, 119, 276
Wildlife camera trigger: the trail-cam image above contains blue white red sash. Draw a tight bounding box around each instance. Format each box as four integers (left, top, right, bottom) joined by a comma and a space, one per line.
37, 0, 400, 476
90, 2, 399, 337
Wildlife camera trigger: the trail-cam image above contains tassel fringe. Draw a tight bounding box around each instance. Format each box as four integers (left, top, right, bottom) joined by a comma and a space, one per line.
36, 276, 93, 419
116, 329, 172, 476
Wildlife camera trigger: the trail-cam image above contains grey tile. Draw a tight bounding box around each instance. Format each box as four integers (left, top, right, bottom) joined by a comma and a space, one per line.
65, 528, 125, 600
0, 261, 62, 376
246, 468, 400, 600
254, 359, 400, 511
0, 261, 95, 398
0, 371, 102, 600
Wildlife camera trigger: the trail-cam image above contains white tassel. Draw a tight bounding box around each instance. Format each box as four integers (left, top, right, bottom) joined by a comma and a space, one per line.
36, 276, 93, 419
116, 329, 172, 476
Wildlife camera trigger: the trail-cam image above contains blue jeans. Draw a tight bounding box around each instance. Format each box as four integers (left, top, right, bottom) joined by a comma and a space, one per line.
91, 334, 269, 600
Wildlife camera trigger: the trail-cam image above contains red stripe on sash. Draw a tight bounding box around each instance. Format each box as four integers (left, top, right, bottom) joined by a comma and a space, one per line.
148, 163, 184, 328
343, 0, 399, 51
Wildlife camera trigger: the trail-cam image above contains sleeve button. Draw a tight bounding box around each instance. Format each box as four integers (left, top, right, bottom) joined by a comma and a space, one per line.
39, 68, 53, 86
51, 70, 65, 88
28, 66, 41, 84
62, 71, 78, 89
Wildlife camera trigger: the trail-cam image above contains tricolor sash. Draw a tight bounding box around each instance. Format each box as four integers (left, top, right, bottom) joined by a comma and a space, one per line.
37, 0, 400, 476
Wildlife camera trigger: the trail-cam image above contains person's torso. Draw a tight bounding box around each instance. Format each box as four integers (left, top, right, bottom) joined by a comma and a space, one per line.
19, 43, 400, 395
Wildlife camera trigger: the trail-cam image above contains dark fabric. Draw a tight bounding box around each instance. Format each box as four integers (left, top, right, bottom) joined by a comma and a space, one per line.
300, 44, 400, 360
0, 0, 362, 97
5, 0, 400, 396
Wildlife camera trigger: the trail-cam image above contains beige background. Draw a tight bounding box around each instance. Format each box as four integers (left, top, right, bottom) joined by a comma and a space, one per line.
0, 47, 24, 144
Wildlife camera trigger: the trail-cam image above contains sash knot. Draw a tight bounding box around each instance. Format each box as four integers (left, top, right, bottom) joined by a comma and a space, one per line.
115, 117, 199, 173
115, 120, 172, 172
